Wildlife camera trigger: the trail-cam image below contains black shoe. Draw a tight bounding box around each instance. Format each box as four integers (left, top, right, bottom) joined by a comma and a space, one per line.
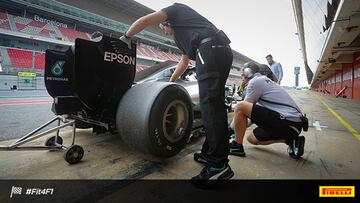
288, 136, 305, 159
191, 163, 234, 188
194, 152, 210, 166
229, 141, 246, 157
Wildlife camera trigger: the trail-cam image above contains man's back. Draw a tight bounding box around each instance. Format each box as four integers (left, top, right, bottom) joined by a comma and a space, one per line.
244, 73, 301, 121
162, 3, 218, 60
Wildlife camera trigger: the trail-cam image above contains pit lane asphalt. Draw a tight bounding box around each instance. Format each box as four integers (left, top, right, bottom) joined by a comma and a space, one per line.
0, 90, 54, 141
1, 89, 359, 181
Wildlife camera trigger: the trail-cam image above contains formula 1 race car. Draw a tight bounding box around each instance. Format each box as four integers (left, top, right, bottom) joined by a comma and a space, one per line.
44, 35, 203, 159
0, 35, 237, 164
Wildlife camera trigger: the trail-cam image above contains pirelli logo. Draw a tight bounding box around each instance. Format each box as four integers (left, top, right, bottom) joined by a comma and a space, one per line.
319, 186, 355, 197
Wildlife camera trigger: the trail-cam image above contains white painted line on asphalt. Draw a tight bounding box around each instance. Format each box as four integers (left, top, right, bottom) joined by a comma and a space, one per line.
313, 121, 328, 131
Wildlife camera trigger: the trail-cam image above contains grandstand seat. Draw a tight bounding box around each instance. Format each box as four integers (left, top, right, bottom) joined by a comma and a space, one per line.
13, 16, 32, 25
170, 54, 180, 61
157, 49, 181, 61
11, 15, 59, 38
158, 51, 171, 60
0, 12, 10, 30
39, 29, 55, 36
19, 25, 42, 35
136, 47, 146, 56
0, 20, 10, 30
171, 53, 181, 60
148, 48, 162, 59
28, 20, 47, 28
138, 45, 154, 58
34, 52, 45, 70
158, 50, 174, 61
43, 23, 57, 31
11, 13, 91, 42
136, 43, 181, 62
136, 65, 150, 72
15, 23, 26, 30
59, 27, 90, 42
150, 48, 164, 59
0, 12, 7, 20
7, 48, 33, 69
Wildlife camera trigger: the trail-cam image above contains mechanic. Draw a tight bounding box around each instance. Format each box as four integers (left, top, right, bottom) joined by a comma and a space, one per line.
266, 54, 283, 84
230, 62, 305, 159
236, 64, 275, 98
229, 63, 276, 136
236, 67, 248, 99
120, 3, 234, 186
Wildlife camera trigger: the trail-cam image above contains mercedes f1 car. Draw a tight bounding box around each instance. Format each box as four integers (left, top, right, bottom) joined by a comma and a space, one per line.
44, 35, 207, 161
0, 35, 236, 164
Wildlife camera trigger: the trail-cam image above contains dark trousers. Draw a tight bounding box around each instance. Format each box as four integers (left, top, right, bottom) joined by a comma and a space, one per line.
195, 41, 233, 167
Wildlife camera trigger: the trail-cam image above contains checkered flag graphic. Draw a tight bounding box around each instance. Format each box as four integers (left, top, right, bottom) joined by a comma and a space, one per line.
10, 186, 22, 198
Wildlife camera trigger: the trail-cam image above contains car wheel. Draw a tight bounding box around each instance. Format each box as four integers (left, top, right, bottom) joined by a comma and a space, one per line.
116, 82, 193, 157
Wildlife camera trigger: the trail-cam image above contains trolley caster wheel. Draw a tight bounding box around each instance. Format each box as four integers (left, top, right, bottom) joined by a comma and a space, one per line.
45, 136, 63, 146
64, 145, 84, 164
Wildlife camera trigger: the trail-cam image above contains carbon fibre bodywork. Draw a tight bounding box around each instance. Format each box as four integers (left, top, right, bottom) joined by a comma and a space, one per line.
44, 36, 203, 133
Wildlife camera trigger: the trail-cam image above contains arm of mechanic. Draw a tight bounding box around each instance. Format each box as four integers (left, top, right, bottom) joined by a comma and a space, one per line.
272, 74, 278, 83
244, 78, 263, 103
125, 11, 167, 37
170, 55, 190, 82
277, 63, 283, 83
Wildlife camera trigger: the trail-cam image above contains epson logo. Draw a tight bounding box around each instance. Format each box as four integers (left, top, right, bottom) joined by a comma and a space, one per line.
104, 51, 135, 65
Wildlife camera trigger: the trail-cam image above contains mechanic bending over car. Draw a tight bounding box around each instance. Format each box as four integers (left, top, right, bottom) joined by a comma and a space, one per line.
230, 62, 308, 159
120, 3, 234, 186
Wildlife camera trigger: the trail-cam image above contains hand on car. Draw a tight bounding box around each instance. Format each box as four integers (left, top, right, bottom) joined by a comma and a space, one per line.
119, 34, 132, 49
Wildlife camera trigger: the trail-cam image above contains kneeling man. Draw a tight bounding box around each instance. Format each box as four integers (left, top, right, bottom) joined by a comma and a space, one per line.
230, 62, 305, 159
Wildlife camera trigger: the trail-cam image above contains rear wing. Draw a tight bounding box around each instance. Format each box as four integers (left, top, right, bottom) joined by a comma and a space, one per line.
45, 36, 136, 117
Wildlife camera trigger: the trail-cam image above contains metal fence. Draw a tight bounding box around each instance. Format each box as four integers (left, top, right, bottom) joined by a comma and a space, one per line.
0, 75, 45, 90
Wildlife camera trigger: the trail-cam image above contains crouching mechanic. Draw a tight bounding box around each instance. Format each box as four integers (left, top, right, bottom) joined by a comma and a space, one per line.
229, 63, 276, 140
119, 3, 234, 185
230, 62, 305, 159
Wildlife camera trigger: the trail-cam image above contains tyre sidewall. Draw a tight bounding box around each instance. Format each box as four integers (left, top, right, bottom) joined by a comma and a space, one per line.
148, 86, 193, 157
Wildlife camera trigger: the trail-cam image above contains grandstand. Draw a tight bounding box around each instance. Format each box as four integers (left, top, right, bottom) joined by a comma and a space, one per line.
0, 9, 180, 74
0, 0, 256, 89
